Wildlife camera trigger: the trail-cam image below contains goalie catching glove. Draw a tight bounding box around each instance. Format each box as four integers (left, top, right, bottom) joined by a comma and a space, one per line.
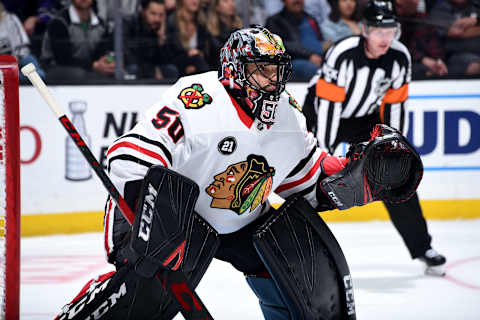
319, 124, 423, 210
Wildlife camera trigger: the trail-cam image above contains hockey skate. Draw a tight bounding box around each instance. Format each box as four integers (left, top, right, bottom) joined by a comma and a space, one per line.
419, 249, 446, 276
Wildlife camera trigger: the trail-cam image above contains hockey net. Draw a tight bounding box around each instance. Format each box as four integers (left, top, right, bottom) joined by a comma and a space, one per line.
0, 56, 20, 319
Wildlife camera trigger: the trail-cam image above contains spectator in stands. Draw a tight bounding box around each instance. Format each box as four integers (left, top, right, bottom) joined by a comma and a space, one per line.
97, 0, 140, 31
3, 0, 58, 35
423, 0, 439, 13
206, 0, 243, 46
235, 0, 267, 26
396, 0, 448, 78
321, 0, 362, 42
305, 0, 332, 27
2, 0, 65, 57
166, 0, 217, 76
429, 0, 480, 75
0, 1, 46, 82
265, 0, 332, 26
123, 0, 179, 80
200, 0, 211, 14
1, 0, 39, 20
264, 0, 284, 17
41, 0, 114, 82
266, 0, 328, 80
165, 0, 176, 16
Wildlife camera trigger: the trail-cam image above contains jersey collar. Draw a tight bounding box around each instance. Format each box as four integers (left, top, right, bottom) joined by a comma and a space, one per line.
221, 80, 255, 129
228, 93, 254, 129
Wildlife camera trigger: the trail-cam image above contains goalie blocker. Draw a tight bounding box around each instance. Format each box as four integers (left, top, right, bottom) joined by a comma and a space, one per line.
319, 124, 423, 210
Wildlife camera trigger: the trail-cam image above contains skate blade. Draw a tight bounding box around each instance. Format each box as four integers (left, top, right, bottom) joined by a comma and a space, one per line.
425, 265, 446, 277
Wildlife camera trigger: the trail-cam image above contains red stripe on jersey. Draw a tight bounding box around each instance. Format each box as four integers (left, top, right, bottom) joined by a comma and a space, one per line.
275, 152, 326, 193
104, 198, 113, 256
228, 94, 254, 128
107, 141, 169, 167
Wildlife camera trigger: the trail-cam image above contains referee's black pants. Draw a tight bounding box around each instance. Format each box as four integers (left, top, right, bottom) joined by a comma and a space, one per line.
331, 113, 432, 259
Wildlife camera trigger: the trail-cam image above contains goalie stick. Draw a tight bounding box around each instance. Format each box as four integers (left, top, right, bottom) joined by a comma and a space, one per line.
21, 63, 213, 320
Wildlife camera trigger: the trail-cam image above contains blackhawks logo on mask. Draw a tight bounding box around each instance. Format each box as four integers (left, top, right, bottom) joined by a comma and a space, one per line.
178, 83, 213, 109
205, 155, 275, 215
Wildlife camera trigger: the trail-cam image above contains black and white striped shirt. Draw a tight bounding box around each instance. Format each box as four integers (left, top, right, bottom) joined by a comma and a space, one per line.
303, 35, 412, 150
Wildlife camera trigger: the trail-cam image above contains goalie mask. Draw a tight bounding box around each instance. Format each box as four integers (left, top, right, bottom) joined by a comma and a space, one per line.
219, 26, 292, 125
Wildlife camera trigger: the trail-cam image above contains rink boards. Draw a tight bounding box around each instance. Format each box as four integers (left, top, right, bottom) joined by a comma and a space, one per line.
19, 79, 480, 235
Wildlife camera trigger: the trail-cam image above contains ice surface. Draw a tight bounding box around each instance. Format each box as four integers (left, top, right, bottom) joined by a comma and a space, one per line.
21, 219, 480, 319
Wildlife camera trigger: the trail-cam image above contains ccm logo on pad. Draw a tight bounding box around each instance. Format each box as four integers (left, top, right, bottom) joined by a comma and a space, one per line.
328, 191, 344, 208
138, 183, 158, 242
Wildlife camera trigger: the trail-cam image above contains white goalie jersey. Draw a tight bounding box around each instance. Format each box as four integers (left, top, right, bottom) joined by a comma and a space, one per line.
105, 71, 339, 237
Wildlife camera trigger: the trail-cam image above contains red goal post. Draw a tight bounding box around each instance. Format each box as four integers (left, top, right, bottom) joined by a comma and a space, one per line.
0, 55, 20, 319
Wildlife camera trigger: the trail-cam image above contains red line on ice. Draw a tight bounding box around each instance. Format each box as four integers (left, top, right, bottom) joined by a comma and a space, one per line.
21, 255, 111, 284
444, 256, 480, 290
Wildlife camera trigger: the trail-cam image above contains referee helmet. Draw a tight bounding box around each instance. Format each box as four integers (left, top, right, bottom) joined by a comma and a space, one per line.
363, 0, 398, 28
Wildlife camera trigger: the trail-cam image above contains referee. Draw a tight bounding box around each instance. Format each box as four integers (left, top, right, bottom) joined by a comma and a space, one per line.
303, 0, 447, 274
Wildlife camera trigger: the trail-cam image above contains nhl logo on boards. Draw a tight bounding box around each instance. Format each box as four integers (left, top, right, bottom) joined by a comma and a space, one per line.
177, 83, 212, 109
218, 136, 237, 155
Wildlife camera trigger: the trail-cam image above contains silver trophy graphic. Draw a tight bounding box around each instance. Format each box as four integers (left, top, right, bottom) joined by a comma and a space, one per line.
65, 100, 92, 181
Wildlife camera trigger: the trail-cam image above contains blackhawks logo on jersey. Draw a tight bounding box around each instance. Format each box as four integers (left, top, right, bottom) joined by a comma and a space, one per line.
178, 83, 212, 109
205, 155, 275, 215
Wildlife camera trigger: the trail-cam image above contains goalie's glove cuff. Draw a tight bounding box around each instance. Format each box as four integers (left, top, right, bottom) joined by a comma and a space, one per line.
319, 124, 423, 210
